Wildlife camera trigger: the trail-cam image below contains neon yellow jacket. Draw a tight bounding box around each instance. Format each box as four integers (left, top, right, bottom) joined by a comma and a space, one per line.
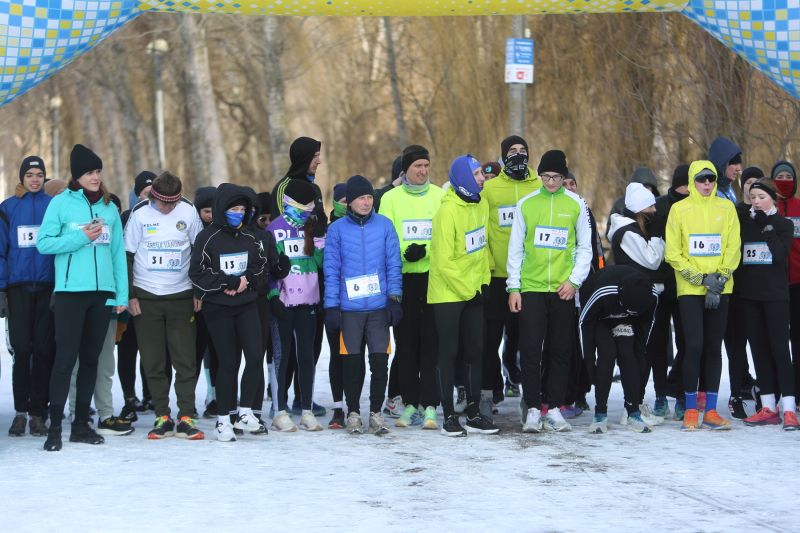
665, 160, 741, 296
378, 182, 445, 274
482, 167, 541, 278
427, 188, 490, 304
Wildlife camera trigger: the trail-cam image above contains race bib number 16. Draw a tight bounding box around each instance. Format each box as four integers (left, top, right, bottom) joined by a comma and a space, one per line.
688, 234, 722, 256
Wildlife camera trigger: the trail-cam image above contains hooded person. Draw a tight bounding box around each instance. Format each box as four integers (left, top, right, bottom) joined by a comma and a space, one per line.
0, 155, 56, 437
323, 174, 402, 435
36, 144, 128, 451
194, 186, 216, 228
378, 145, 445, 429
481, 136, 542, 400
428, 154, 498, 437
270, 137, 327, 235
664, 160, 741, 431
330, 183, 348, 223
189, 183, 269, 442
578, 265, 658, 434
708, 136, 742, 204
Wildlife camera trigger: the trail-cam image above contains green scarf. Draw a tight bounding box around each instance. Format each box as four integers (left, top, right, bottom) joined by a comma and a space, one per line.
333, 200, 347, 218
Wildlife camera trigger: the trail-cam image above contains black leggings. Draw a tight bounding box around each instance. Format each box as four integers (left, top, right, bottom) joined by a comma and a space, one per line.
742, 298, 794, 398
326, 325, 365, 404
276, 305, 317, 411
433, 300, 483, 418
203, 302, 264, 416
592, 320, 643, 415
642, 289, 673, 399
724, 295, 750, 398
483, 277, 519, 390
679, 295, 729, 395
194, 310, 218, 385
789, 284, 800, 397
396, 273, 438, 407
49, 291, 112, 424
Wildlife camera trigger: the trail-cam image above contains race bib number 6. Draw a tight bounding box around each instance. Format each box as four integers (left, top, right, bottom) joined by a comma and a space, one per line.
533, 226, 568, 250
402, 219, 432, 241
743, 242, 772, 265
17, 225, 39, 248
688, 233, 721, 256
465, 226, 486, 254
345, 273, 381, 300
220, 252, 248, 275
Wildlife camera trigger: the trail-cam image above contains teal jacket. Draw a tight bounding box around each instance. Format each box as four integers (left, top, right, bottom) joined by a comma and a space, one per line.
36, 188, 128, 306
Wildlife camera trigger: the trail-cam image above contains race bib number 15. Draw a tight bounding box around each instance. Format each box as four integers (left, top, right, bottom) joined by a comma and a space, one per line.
17, 225, 39, 248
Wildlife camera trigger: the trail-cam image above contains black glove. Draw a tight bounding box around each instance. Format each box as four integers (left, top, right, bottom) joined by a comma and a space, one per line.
704, 290, 721, 310
753, 210, 769, 228
311, 213, 327, 238
324, 307, 341, 332
387, 298, 403, 327
403, 243, 427, 262
647, 216, 667, 239
271, 253, 291, 280
0, 291, 7, 318
702, 273, 726, 294
269, 297, 287, 320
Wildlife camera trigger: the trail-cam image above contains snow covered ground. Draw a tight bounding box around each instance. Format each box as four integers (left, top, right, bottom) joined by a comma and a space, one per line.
1, 327, 798, 533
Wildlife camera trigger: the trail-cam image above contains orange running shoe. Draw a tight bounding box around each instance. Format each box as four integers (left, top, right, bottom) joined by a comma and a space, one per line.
681, 408, 700, 431
744, 407, 780, 426
702, 409, 731, 430
783, 411, 799, 431
696, 392, 707, 411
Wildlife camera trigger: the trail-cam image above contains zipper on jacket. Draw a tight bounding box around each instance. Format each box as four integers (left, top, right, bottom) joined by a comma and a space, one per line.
548, 193, 553, 291
84, 195, 100, 291
65, 254, 72, 287
361, 222, 367, 311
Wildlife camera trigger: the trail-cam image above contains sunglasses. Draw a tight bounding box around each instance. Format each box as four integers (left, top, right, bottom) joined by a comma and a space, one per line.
694, 175, 716, 184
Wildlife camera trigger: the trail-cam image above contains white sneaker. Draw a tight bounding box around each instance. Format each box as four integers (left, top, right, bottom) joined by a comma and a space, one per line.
369, 412, 390, 435
382, 395, 405, 418
522, 407, 543, 433
544, 408, 572, 432
589, 415, 608, 434
271, 410, 298, 432
626, 411, 652, 433
235, 412, 264, 433
620, 408, 629, 426
299, 410, 323, 431
454, 387, 467, 414
639, 403, 664, 426
215, 421, 236, 442
346, 411, 363, 434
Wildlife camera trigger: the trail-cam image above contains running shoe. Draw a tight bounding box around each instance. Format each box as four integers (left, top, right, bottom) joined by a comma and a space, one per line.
588, 414, 608, 434
626, 411, 652, 433
728, 397, 747, 420
328, 408, 345, 429
681, 408, 700, 431
702, 409, 732, 430
744, 407, 780, 426
522, 407, 543, 433
176, 416, 205, 440
422, 406, 438, 430
466, 414, 500, 435
653, 397, 670, 419
396, 405, 423, 427
148, 416, 175, 439
783, 411, 799, 431
441, 415, 466, 437
382, 395, 405, 418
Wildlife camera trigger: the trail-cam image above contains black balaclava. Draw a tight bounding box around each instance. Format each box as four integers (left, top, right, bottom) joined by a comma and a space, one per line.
500, 135, 529, 180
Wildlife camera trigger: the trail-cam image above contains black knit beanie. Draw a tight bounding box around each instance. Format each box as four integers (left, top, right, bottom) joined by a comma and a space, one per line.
671, 164, 689, 189
134, 170, 156, 197
19, 155, 46, 182
537, 150, 568, 176
501, 135, 528, 160
740, 166, 764, 191
750, 180, 777, 201
401, 145, 430, 173
346, 175, 374, 204
70, 144, 103, 180
284, 179, 317, 206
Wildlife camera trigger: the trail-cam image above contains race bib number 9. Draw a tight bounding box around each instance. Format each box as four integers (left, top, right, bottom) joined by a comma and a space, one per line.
498, 206, 515, 228
345, 273, 381, 300
17, 225, 39, 248
283, 237, 308, 259
220, 252, 248, 276
147, 249, 183, 272
743, 242, 772, 265
790, 217, 800, 238
402, 219, 432, 241
533, 226, 568, 250
688, 234, 721, 256
465, 226, 486, 254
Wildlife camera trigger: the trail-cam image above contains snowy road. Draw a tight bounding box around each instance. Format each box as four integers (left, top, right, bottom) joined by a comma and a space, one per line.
0, 335, 798, 532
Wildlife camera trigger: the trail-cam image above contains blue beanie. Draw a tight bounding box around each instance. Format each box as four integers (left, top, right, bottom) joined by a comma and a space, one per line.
448, 154, 483, 202
332, 183, 347, 202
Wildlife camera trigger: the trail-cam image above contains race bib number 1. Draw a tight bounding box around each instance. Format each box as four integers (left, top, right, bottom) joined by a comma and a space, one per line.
17, 225, 39, 248
533, 226, 568, 250
743, 242, 772, 265
465, 226, 486, 254
402, 219, 432, 241
345, 273, 381, 300
790, 217, 800, 238
147, 249, 183, 272
498, 206, 515, 228
688, 234, 722, 256
220, 252, 248, 275
283, 237, 308, 259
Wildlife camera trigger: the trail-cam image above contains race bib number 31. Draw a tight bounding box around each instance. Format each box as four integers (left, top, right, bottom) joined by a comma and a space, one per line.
688, 234, 722, 256
345, 273, 381, 300
743, 242, 772, 265
17, 225, 39, 248
147, 249, 183, 272
402, 219, 432, 241
220, 252, 248, 275
533, 226, 568, 250
498, 206, 515, 228
465, 226, 486, 254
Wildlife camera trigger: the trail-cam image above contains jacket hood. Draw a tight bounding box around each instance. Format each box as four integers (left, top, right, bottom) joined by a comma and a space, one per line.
194, 186, 216, 212
708, 137, 741, 180
607, 212, 635, 241
770, 160, 797, 196
687, 160, 718, 201
213, 183, 253, 227
629, 166, 657, 187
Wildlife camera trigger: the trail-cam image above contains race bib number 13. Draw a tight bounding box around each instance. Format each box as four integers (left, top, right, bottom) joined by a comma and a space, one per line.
220, 252, 248, 275
688, 234, 722, 256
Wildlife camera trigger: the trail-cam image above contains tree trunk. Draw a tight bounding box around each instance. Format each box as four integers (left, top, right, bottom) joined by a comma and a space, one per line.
383, 17, 406, 149
262, 16, 289, 183
180, 14, 229, 186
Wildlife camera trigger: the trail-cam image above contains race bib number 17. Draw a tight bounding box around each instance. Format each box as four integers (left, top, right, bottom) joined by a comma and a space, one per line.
688, 234, 722, 256
533, 226, 568, 250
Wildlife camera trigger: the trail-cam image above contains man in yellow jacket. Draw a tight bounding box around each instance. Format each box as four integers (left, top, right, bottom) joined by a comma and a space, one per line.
428, 154, 497, 437
665, 160, 741, 431
481, 135, 541, 402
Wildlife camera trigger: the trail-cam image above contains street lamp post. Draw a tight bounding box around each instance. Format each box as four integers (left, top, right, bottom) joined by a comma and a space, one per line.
49, 95, 62, 179
147, 38, 169, 169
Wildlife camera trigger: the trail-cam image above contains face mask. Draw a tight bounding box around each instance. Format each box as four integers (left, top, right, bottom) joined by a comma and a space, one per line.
775, 180, 794, 198
225, 210, 245, 228
333, 200, 347, 218
284, 204, 312, 228
504, 153, 529, 179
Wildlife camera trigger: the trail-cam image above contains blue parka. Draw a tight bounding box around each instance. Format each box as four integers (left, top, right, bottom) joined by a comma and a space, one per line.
0, 187, 55, 289
323, 210, 402, 312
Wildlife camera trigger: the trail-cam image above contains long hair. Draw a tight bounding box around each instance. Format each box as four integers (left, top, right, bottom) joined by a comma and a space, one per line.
303, 218, 315, 256
635, 212, 650, 238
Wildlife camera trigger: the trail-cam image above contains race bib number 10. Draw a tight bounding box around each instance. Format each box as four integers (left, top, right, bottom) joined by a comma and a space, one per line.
688, 234, 722, 256
402, 219, 432, 241
345, 273, 381, 300
533, 226, 568, 250
465, 226, 486, 254
17, 225, 39, 248
283, 237, 309, 259
220, 252, 248, 275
